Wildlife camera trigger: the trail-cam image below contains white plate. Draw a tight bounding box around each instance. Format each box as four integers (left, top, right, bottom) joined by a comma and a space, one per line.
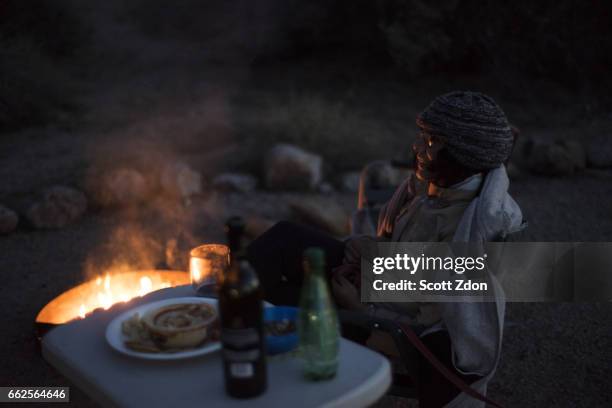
106, 297, 221, 360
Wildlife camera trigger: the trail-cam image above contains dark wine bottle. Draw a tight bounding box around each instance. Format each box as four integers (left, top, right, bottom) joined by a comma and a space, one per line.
218, 216, 267, 398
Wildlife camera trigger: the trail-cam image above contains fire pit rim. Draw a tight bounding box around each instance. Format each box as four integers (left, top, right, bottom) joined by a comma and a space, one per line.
36, 269, 190, 327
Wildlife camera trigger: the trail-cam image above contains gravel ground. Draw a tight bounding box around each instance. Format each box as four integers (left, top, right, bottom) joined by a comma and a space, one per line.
1, 170, 611, 407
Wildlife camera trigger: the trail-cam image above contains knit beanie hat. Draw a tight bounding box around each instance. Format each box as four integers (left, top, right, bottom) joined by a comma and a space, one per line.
416, 91, 513, 170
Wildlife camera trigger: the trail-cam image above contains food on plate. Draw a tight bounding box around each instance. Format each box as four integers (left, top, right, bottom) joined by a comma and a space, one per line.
265, 318, 296, 336
143, 303, 218, 348
121, 313, 161, 353
121, 302, 219, 353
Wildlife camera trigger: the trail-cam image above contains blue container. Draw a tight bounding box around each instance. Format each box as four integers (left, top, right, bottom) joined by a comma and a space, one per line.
263, 306, 298, 355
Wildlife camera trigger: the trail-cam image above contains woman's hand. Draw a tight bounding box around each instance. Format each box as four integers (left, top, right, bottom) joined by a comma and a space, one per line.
344, 235, 377, 264
331, 268, 365, 311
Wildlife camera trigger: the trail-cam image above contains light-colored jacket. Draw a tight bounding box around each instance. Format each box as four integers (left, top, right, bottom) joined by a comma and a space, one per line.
378, 165, 524, 407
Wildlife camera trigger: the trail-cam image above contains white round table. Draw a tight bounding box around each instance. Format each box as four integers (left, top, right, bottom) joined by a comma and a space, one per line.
42, 285, 391, 408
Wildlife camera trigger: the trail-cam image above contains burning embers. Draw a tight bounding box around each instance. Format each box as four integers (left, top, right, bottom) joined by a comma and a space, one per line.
36, 158, 204, 333
36, 270, 190, 326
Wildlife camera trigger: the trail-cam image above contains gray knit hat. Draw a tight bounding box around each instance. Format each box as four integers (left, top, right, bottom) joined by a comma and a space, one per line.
416, 91, 513, 170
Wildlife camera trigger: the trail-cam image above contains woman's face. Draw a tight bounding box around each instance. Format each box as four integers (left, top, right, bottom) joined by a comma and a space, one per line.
412, 131, 445, 182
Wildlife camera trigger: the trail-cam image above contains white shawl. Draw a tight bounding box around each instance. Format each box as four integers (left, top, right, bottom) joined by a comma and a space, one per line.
378, 165, 524, 407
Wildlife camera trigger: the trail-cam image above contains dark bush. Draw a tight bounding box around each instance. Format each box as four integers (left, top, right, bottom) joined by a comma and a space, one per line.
125, 1, 237, 43
0, 0, 89, 132
0, 38, 79, 131
0, 0, 89, 58
378, 1, 612, 90
250, 0, 612, 94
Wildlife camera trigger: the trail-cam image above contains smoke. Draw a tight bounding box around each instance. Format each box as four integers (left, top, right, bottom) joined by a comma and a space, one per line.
73, 1, 290, 279
82, 190, 225, 279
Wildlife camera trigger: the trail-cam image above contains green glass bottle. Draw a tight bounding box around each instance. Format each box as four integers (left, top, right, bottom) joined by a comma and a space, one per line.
298, 247, 340, 381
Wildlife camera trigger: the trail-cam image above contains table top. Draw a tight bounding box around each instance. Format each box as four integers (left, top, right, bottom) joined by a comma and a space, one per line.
42, 285, 391, 408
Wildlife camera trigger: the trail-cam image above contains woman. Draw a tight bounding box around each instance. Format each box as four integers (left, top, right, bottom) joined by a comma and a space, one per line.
248, 91, 525, 407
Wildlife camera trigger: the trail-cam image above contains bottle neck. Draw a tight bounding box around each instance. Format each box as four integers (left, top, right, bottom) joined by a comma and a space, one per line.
303, 248, 326, 281
228, 234, 241, 254
226, 239, 251, 282
304, 263, 325, 280
225, 216, 246, 261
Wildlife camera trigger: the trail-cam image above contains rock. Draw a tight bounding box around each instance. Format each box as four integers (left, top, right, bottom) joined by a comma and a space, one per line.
557, 139, 586, 170
526, 142, 575, 176
362, 161, 396, 189
89, 168, 151, 207
361, 160, 411, 189
587, 135, 612, 168
26, 186, 87, 229
317, 182, 334, 195
392, 167, 414, 186
288, 196, 349, 236
0, 205, 18, 234
212, 173, 257, 193
160, 162, 202, 199
340, 172, 361, 193
264, 144, 322, 190
244, 215, 276, 239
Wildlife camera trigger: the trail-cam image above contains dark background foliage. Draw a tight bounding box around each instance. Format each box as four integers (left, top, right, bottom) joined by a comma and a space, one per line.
0, 0, 89, 131
1, 0, 610, 132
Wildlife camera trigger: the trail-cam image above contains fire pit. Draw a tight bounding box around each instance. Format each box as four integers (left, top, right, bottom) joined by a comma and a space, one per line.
36, 270, 190, 336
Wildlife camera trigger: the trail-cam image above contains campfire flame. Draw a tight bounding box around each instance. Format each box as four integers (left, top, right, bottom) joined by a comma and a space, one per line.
36, 270, 190, 325
77, 274, 158, 318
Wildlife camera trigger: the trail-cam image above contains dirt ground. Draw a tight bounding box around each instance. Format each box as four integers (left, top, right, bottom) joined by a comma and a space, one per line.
1, 173, 611, 407
1, 3, 611, 407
